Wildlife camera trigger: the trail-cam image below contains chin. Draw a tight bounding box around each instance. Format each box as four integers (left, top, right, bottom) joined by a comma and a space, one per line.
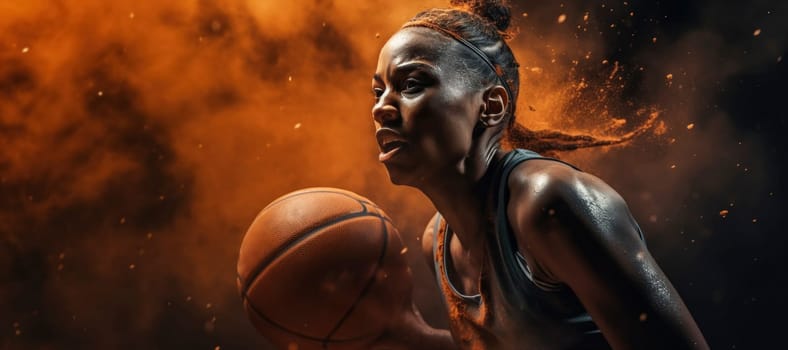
385, 170, 409, 186
383, 166, 420, 187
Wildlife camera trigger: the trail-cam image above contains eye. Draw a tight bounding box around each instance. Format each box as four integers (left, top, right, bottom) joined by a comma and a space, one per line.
372, 87, 384, 100
402, 77, 427, 94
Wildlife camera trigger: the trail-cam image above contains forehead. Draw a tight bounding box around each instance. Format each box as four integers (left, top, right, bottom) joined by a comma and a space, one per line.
376, 28, 454, 70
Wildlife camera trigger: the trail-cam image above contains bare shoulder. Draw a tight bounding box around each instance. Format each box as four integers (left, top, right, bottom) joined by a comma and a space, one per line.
505, 158, 641, 268
506, 159, 709, 349
508, 158, 626, 207
506, 158, 630, 232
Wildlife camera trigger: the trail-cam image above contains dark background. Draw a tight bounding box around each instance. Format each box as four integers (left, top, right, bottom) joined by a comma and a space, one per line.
1, 0, 785, 349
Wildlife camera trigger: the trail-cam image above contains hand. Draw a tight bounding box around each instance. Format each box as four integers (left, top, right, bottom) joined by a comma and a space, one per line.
370, 302, 457, 350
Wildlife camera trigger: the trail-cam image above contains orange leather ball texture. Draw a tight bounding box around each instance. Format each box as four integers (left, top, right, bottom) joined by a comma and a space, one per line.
237, 188, 412, 350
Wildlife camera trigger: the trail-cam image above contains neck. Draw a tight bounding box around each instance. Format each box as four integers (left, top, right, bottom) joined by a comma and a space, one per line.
416, 148, 506, 249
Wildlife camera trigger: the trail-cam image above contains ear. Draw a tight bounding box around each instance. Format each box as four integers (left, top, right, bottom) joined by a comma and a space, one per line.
479, 85, 509, 127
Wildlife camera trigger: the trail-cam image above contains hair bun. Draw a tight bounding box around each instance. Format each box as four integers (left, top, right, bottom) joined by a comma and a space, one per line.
450, 0, 512, 32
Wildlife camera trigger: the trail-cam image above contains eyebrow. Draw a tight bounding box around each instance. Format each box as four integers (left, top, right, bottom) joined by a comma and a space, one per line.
373, 60, 438, 83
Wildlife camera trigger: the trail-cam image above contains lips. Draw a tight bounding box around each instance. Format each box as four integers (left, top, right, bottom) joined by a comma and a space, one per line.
375, 128, 407, 162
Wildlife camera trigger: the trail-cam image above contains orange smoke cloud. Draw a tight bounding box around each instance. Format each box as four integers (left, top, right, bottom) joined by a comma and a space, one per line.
0, 1, 449, 347
2, 0, 776, 348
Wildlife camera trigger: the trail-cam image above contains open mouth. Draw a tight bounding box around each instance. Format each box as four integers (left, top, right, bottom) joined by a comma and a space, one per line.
375, 128, 407, 162
381, 140, 406, 153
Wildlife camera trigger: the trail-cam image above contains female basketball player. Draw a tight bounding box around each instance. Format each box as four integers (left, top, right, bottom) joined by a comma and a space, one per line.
368, 1, 709, 349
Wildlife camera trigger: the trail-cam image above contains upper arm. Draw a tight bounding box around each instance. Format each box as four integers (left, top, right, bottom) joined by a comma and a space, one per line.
421, 213, 439, 277
507, 162, 708, 349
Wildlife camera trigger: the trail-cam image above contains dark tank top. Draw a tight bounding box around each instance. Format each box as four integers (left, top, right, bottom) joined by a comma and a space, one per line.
432, 149, 615, 350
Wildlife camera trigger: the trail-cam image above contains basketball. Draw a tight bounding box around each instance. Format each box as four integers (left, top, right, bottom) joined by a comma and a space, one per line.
237, 188, 412, 350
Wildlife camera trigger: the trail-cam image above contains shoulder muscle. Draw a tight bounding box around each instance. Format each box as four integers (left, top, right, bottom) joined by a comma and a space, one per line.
506, 160, 708, 349
507, 159, 636, 254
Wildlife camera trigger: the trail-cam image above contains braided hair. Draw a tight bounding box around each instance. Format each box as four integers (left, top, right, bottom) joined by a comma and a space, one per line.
404, 0, 641, 156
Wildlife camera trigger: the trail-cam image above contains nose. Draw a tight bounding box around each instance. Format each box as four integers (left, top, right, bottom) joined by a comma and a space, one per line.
372, 92, 399, 125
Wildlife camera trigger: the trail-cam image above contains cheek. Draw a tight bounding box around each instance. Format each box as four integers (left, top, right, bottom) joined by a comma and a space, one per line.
425, 122, 472, 158
407, 97, 476, 160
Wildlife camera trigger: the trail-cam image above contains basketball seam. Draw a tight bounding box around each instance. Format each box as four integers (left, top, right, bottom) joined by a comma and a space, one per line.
242, 297, 373, 343
321, 215, 390, 348
262, 189, 366, 212
239, 213, 393, 343
240, 190, 393, 294
239, 190, 395, 345
239, 210, 391, 294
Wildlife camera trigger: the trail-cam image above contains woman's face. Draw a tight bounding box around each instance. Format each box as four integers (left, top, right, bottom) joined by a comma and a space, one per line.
372, 28, 485, 186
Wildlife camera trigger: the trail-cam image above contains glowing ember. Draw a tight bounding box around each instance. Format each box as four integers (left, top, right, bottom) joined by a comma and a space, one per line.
654, 121, 668, 135
719, 210, 729, 218
686, 123, 695, 130
0, 3, 745, 347
753, 28, 761, 36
